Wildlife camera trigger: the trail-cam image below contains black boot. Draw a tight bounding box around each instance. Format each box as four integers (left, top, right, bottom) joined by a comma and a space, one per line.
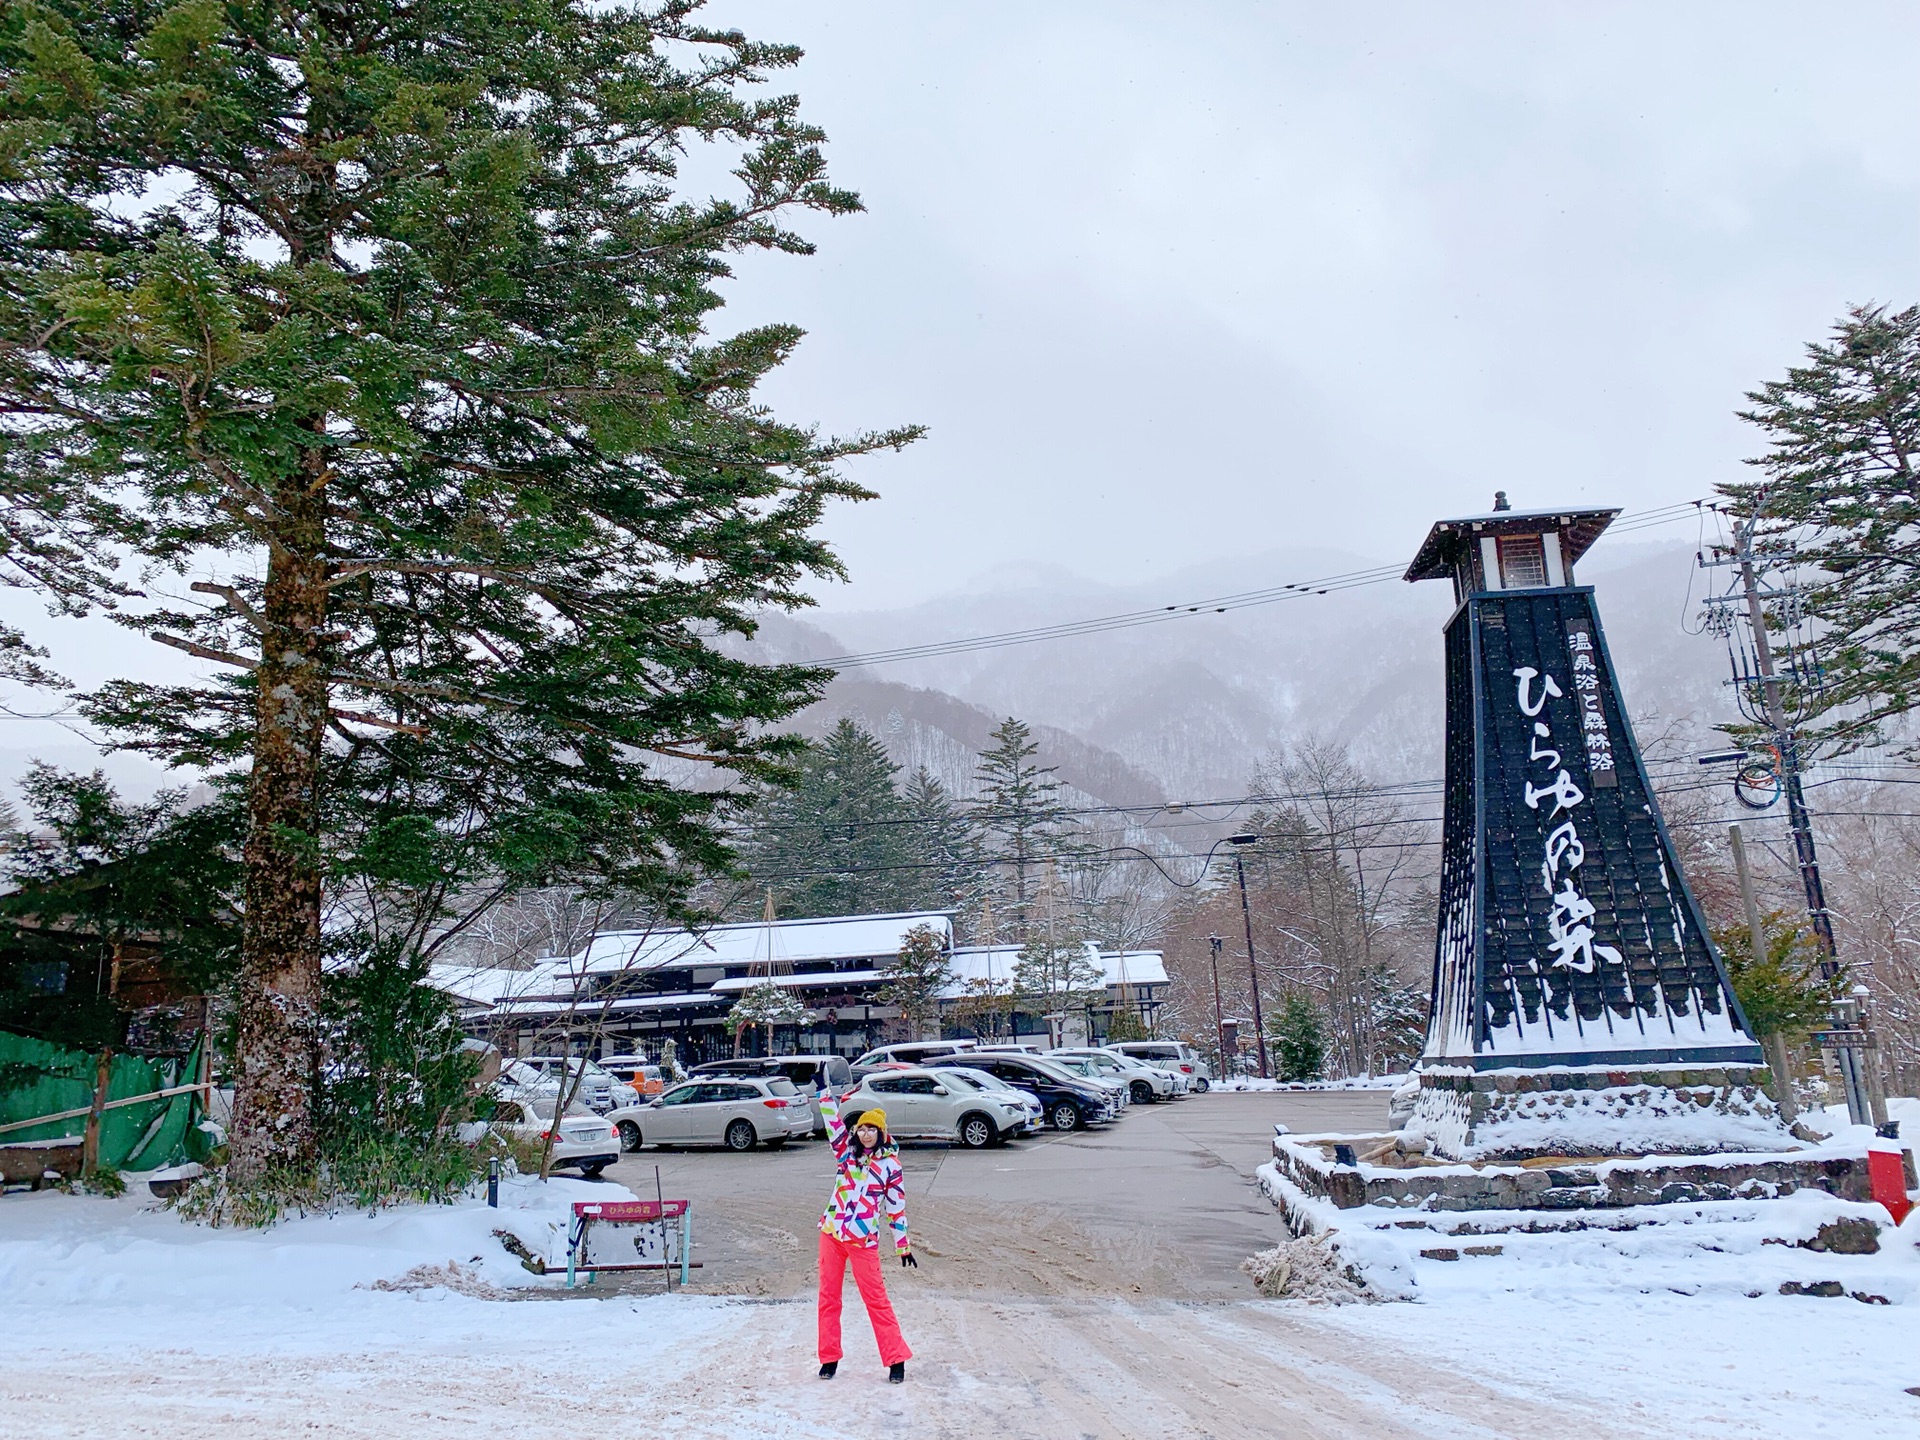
888, 1362, 906, 1384
818, 1362, 837, 1379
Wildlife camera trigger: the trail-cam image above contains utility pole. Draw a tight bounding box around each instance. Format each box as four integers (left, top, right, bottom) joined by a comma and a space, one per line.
1227, 836, 1270, 1079
1207, 934, 1227, 1079
1709, 522, 1873, 1124
1728, 822, 1797, 1123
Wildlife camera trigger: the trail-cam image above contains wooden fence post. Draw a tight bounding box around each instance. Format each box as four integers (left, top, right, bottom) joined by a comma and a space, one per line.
80, 1048, 113, 1173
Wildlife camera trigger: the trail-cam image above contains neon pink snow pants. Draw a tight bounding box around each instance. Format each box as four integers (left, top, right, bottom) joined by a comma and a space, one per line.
816, 1232, 912, 1366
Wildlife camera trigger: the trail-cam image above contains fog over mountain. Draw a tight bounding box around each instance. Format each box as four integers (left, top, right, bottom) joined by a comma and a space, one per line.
745, 533, 1731, 840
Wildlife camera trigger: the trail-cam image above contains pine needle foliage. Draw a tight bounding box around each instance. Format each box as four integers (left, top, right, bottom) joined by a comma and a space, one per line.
1709, 911, 1845, 1040
1273, 994, 1327, 1083
877, 920, 953, 1040
1721, 304, 1920, 754
0, 0, 915, 1180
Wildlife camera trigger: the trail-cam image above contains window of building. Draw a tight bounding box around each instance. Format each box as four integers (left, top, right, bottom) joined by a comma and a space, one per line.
1497, 534, 1547, 588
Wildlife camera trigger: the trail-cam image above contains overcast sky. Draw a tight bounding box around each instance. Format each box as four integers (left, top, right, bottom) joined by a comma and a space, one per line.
8, 2, 1920, 788
707, 1, 1920, 611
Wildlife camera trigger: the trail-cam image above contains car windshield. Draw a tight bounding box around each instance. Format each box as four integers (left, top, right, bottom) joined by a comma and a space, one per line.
943, 1067, 1009, 1092
937, 1071, 980, 1092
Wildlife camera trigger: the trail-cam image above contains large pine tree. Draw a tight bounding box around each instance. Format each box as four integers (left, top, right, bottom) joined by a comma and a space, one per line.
900, 766, 984, 921
0, 1, 913, 1180
1721, 303, 1920, 753
737, 719, 921, 918
970, 717, 1076, 941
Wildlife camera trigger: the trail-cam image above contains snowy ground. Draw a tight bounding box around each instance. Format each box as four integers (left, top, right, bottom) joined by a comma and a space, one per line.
2, 1096, 1916, 1439
1214, 1074, 1410, 1092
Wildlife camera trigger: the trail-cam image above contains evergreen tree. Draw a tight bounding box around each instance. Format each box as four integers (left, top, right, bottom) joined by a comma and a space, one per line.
0, 767, 243, 1051
900, 767, 985, 920
0, 2, 913, 1181
1721, 304, 1920, 753
1102, 1005, 1149, 1043
725, 980, 813, 1056
738, 720, 920, 917
1273, 994, 1327, 1082
971, 718, 1076, 941
877, 921, 953, 1040
1710, 912, 1845, 1040
1012, 931, 1106, 1029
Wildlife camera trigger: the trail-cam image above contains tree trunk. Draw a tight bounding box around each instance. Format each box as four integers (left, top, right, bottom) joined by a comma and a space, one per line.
1762, 1031, 1799, 1123
81, 1047, 112, 1174
228, 446, 331, 1184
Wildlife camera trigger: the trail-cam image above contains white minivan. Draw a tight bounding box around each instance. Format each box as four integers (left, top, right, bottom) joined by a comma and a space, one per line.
1108, 1041, 1212, 1092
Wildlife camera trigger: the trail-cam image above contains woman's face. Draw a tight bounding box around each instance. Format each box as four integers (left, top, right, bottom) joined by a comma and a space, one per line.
855, 1124, 880, 1147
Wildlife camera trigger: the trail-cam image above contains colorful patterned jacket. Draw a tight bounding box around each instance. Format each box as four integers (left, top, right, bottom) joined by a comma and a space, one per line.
818, 1091, 910, 1253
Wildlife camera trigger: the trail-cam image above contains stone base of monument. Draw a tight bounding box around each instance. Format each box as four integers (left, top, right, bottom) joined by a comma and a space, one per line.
1266, 1126, 1886, 1216
1400, 1062, 1797, 1161
1253, 1124, 1912, 1305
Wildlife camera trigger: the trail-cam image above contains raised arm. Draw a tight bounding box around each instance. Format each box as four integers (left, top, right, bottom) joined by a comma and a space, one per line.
819, 1083, 850, 1159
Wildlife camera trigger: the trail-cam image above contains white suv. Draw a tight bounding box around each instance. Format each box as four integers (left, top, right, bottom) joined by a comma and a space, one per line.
1050, 1047, 1183, 1103
1109, 1041, 1212, 1093
848, 1067, 1031, 1147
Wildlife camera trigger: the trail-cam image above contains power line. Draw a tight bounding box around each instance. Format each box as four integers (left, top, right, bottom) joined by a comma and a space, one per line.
819, 499, 1718, 670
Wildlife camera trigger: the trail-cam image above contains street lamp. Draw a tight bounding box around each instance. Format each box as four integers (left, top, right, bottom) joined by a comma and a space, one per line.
1226, 834, 1270, 1080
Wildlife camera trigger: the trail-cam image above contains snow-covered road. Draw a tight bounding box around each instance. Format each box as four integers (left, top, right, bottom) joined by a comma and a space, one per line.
3, 1093, 1916, 1438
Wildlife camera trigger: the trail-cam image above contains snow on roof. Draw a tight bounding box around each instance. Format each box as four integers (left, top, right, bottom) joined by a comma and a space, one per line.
947, 945, 1167, 990
710, 969, 886, 993
427, 962, 566, 1007
563, 911, 954, 976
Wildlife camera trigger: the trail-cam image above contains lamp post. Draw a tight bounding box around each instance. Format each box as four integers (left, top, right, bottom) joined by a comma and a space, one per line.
1226, 834, 1270, 1079
1207, 934, 1227, 1078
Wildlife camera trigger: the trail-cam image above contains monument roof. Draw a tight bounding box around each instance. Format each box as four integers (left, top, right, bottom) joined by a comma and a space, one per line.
1404, 503, 1620, 582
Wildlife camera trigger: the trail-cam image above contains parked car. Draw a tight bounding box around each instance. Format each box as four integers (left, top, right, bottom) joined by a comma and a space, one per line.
933, 1065, 1044, 1135
515, 1055, 621, 1112
607, 1075, 811, 1152
1109, 1041, 1214, 1092
850, 1040, 978, 1081
846, 1066, 1030, 1148
691, 1054, 854, 1135
927, 1052, 1112, 1131
1050, 1047, 1182, 1103
1042, 1054, 1132, 1110
489, 1092, 620, 1178
598, 1054, 667, 1103
499, 1058, 559, 1093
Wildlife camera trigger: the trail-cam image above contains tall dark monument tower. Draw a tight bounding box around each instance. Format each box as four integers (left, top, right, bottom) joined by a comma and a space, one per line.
1402, 496, 1786, 1160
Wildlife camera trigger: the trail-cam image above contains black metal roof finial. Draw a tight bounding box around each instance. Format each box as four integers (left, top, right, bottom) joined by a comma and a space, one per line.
1492, 490, 1510, 512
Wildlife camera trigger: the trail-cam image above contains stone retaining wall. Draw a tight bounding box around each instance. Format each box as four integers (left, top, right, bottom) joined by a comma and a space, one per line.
1273, 1132, 1877, 1212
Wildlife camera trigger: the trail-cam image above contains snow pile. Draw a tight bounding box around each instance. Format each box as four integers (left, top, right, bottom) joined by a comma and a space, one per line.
0, 1170, 617, 1339
1214, 1073, 1410, 1093
1241, 1231, 1375, 1304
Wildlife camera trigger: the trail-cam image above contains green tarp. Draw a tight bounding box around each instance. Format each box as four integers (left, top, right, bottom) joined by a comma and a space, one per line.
0, 1028, 204, 1171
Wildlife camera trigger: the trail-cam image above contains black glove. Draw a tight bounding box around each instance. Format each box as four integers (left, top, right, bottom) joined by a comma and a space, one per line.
899, 1252, 918, 1269
815, 1073, 828, 1093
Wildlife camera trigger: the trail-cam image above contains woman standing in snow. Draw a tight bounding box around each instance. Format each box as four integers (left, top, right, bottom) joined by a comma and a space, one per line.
814, 1079, 915, 1383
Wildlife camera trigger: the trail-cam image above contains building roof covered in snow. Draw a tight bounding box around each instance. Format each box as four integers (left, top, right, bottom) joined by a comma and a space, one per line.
561, 910, 954, 976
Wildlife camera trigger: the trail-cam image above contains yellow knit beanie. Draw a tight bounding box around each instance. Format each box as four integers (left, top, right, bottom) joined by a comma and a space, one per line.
853, 1108, 888, 1134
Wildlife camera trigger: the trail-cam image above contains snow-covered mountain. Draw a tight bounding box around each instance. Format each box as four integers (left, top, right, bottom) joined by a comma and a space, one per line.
761, 536, 1730, 815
